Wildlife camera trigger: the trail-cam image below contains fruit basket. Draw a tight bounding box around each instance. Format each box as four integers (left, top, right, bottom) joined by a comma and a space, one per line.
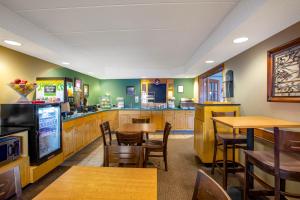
8, 79, 37, 103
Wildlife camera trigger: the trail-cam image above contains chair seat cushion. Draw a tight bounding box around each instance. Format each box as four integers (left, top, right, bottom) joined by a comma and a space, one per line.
244, 150, 300, 179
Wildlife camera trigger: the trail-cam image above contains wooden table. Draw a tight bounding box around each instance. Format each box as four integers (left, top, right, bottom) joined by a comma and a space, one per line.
117, 123, 157, 133
33, 166, 157, 200
212, 116, 300, 190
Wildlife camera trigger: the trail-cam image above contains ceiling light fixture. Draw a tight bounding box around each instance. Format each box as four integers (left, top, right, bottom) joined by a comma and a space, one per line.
233, 37, 248, 44
62, 62, 70, 65
205, 60, 215, 64
3, 40, 22, 46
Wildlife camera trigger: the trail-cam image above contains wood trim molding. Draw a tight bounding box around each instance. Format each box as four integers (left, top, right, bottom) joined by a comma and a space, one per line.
199, 64, 224, 79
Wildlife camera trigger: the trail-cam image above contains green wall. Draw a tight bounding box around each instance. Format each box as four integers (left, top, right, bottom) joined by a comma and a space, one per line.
174, 78, 194, 106
99, 78, 194, 107
100, 79, 141, 108
45, 68, 101, 105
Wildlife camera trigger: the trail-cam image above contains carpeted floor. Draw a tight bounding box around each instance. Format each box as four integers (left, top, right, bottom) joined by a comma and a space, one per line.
18, 133, 243, 200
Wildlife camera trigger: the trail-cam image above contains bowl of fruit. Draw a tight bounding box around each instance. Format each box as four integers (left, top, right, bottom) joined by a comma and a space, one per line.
8, 79, 37, 103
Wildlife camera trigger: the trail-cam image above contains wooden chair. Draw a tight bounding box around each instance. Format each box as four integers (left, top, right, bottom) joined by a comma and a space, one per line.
0, 166, 22, 200
244, 128, 300, 200
100, 121, 114, 146
132, 118, 150, 140
144, 122, 172, 171
104, 145, 144, 168
116, 131, 143, 146
211, 111, 247, 189
192, 169, 231, 200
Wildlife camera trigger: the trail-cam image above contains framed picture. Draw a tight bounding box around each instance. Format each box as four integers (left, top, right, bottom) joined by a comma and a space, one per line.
83, 84, 89, 97
74, 78, 82, 92
178, 85, 184, 93
267, 37, 300, 102
126, 86, 135, 96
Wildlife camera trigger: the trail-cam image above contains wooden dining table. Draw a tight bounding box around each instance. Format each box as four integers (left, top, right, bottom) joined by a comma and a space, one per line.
116, 123, 157, 133
33, 166, 157, 200
212, 116, 300, 191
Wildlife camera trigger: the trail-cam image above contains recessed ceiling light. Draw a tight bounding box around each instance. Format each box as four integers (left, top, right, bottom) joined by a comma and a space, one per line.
3, 40, 22, 46
205, 60, 215, 64
62, 62, 70, 65
233, 37, 248, 44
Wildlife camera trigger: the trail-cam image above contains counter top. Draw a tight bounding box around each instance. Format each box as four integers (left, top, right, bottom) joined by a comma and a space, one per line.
63, 107, 195, 122
0, 127, 28, 137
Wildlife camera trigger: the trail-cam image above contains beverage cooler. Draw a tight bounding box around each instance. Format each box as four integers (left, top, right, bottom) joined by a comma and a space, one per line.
1, 103, 62, 165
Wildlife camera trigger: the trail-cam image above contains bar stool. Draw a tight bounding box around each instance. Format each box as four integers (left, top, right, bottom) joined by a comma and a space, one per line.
211, 111, 247, 189
244, 128, 300, 200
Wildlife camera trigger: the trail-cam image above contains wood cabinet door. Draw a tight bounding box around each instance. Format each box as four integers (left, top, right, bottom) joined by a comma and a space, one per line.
186, 114, 195, 130
151, 111, 163, 130
174, 111, 186, 130
74, 124, 85, 151
62, 126, 75, 159
163, 111, 174, 127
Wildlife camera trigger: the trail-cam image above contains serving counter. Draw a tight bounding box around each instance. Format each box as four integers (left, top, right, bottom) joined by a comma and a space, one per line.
194, 103, 240, 164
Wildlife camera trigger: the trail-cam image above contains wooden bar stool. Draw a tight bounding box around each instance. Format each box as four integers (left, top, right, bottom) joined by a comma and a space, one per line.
211, 111, 247, 189
192, 169, 231, 200
244, 128, 300, 200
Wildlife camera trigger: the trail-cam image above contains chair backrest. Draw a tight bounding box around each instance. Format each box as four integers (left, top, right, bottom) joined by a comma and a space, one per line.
100, 121, 112, 146
279, 129, 300, 153
211, 111, 236, 139
116, 131, 143, 146
0, 166, 22, 200
132, 118, 150, 124
104, 145, 144, 168
162, 122, 172, 148
192, 169, 231, 200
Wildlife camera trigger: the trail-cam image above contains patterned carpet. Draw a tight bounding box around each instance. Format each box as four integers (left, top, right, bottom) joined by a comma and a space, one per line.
18, 133, 243, 200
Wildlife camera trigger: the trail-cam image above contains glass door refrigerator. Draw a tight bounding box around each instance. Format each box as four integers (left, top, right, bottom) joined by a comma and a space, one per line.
1, 103, 62, 165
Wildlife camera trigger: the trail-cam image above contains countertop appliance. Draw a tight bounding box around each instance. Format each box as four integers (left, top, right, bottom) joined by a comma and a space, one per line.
0, 137, 20, 165
116, 97, 124, 108
168, 97, 175, 109
179, 98, 195, 109
0, 103, 62, 165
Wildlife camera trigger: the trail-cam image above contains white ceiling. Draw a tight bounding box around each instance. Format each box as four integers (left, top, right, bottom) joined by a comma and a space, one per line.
0, 0, 299, 79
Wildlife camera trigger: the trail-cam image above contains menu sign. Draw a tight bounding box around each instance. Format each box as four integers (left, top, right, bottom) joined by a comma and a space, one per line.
36, 80, 64, 102
44, 85, 56, 96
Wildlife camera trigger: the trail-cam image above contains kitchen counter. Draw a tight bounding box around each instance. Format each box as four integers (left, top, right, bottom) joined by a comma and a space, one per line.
0, 127, 28, 137
63, 107, 194, 122
196, 103, 241, 106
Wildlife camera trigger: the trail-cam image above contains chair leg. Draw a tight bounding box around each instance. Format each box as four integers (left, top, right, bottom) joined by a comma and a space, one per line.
280, 179, 286, 200
211, 141, 218, 175
244, 154, 250, 200
164, 149, 168, 171
232, 144, 236, 174
223, 141, 228, 189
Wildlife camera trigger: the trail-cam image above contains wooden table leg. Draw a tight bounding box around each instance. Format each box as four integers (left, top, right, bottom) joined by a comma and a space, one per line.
246, 128, 254, 189
274, 127, 280, 200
